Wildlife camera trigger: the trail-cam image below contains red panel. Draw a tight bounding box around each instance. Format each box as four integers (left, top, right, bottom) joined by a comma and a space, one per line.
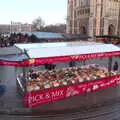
24, 74, 120, 108
0, 51, 120, 66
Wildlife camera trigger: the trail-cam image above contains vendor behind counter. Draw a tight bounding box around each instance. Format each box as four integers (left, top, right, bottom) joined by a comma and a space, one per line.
45, 64, 56, 70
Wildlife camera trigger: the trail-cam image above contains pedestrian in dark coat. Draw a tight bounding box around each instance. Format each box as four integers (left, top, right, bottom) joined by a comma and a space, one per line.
0, 80, 6, 97
113, 61, 118, 72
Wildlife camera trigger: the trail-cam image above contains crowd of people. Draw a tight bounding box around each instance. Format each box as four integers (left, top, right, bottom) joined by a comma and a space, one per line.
0, 33, 120, 48
0, 33, 38, 47
0, 33, 69, 47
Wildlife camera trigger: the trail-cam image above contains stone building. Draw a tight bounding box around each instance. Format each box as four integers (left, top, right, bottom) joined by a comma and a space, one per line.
66, 0, 120, 36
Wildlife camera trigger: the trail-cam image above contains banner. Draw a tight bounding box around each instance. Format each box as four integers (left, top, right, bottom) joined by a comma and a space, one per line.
24, 86, 67, 107
33, 51, 120, 66
0, 51, 120, 66
24, 74, 120, 107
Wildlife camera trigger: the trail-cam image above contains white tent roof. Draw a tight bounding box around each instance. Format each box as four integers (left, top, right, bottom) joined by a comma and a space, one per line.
15, 42, 120, 59
15, 42, 103, 50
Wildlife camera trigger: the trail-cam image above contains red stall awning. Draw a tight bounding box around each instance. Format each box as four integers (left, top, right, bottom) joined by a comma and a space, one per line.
0, 42, 120, 66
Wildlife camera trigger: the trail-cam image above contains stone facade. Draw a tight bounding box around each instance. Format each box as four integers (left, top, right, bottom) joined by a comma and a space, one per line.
67, 0, 120, 36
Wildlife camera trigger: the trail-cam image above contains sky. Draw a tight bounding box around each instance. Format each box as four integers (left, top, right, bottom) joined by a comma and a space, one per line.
0, 0, 67, 25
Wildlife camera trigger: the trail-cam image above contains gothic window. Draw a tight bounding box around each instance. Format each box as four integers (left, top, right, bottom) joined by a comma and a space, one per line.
80, 26, 87, 35
108, 24, 115, 35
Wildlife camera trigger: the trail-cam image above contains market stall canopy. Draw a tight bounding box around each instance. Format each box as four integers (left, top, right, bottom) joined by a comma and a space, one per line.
15, 41, 103, 49
0, 46, 27, 61
0, 41, 120, 66
96, 35, 120, 39
15, 42, 120, 58
0, 46, 22, 56
15, 32, 64, 39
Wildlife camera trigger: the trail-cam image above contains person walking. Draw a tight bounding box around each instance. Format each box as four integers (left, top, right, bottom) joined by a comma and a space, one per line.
0, 80, 6, 96
113, 61, 118, 72
0, 80, 6, 107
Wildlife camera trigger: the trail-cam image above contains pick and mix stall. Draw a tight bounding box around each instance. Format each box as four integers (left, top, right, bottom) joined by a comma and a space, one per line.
0, 42, 120, 108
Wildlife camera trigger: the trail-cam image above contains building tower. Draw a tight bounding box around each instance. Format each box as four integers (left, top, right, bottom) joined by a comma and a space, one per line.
67, 0, 120, 36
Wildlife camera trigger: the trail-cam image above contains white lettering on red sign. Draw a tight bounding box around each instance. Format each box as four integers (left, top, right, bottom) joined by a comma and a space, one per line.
45, 93, 51, 99
51, 90, 64, 98
29, 94, 44, 103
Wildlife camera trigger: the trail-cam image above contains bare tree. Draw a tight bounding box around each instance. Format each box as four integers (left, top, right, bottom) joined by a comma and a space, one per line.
32, 17, 45, 31
44, 24, 66, 33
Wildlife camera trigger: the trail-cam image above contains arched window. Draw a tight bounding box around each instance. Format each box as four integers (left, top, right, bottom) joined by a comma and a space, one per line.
108, 24, 115, 35
81, 26, 87, 35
